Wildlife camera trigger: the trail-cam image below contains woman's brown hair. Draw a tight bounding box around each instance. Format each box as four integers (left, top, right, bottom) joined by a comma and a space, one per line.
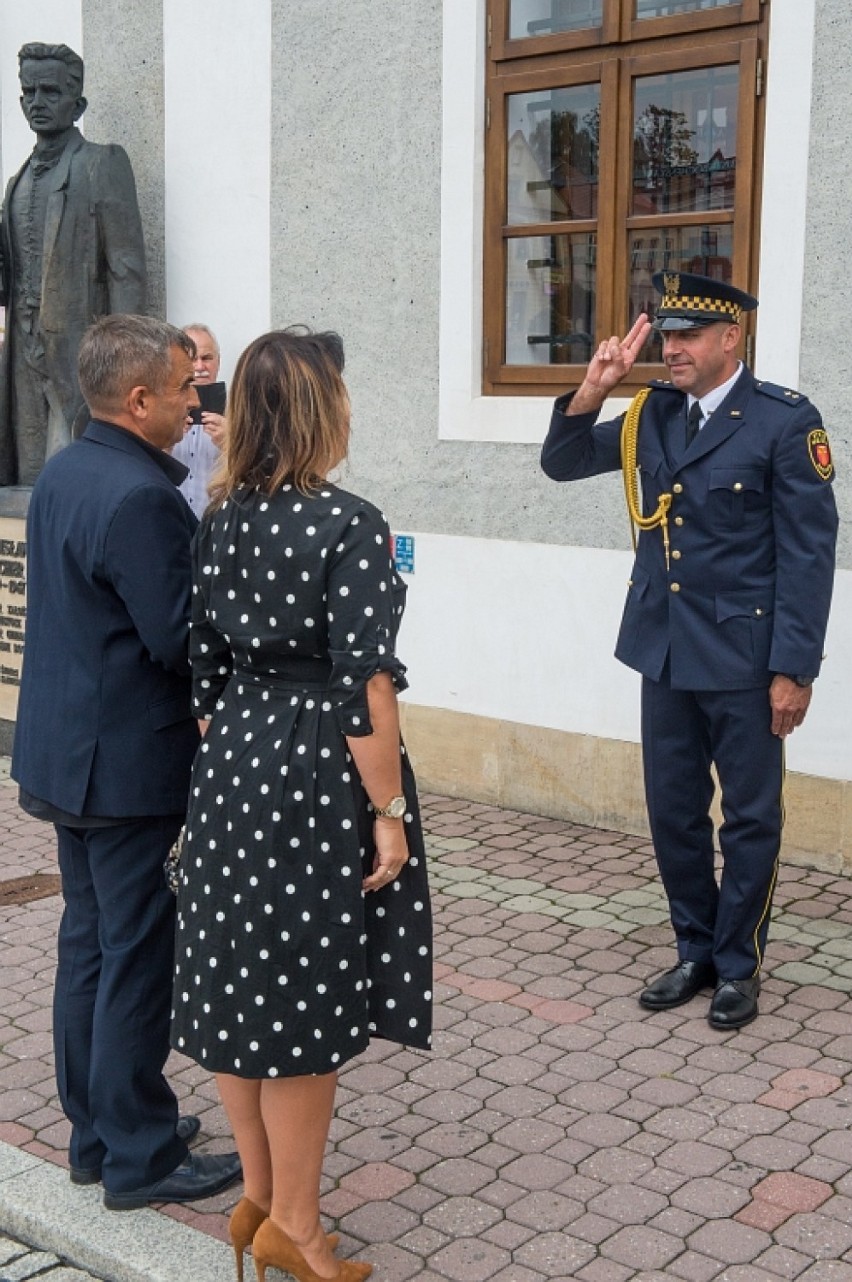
209, 327, 348, 506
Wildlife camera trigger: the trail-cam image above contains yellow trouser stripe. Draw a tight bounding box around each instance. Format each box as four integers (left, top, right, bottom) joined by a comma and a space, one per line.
750, 742, 785, 977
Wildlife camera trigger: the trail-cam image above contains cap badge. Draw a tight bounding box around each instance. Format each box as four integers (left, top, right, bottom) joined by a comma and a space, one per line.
663, 271, 680, 295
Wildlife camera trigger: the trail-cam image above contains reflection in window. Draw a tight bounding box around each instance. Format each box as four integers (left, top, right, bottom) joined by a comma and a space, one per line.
507, 85, 600, 224
628, 224, 734, 360
636, 0, 737, 16
509, 0, 603, 39
506, 234, 596, 364
632, 65, 738, 215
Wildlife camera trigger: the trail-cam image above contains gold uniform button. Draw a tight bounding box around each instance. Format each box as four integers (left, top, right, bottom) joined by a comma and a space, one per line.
671, 582, 681, 593
733, 482, 743, 492
671, 550, 682, 560
674, 516, 684, 526
673, 483, 683, 494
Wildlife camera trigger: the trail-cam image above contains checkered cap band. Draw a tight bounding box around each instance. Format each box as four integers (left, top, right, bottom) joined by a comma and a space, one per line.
660, 293, 742, 322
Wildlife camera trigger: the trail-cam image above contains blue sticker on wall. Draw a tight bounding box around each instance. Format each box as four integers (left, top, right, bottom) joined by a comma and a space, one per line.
393, 534, 415, 574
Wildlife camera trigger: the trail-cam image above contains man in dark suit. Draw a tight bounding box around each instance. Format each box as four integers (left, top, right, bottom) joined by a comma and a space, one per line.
0, 42, 146, 486
12, 314, 240, 1208
541, 273, 838, 1030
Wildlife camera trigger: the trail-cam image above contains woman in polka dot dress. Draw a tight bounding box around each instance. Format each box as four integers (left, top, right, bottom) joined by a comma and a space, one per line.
170, 328, 432, 1282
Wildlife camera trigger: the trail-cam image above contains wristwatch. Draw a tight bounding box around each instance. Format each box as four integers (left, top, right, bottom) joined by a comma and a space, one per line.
786, 675, 814, 688
373, 795, 406, 819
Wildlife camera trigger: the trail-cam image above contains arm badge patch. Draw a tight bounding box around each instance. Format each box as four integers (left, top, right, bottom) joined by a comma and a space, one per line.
807, 428, 834, 480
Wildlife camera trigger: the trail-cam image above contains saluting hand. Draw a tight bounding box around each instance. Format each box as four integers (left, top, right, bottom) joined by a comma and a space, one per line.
568, 313, 653, 415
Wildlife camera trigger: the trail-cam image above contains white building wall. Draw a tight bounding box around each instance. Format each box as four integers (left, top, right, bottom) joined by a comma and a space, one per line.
163, 0, 271, 382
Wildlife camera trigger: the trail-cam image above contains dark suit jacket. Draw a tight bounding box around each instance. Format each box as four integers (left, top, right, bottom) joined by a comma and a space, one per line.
541, 367, 839, 691
0, 129, 146, 483
12, 421, 199, 816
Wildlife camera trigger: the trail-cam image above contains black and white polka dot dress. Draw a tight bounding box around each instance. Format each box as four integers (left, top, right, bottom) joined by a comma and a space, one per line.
170, 483, 432, 1078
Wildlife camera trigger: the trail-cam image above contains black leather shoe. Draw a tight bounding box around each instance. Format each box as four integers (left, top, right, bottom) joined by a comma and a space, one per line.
103, 1150, 242, 1210
69, 1115, 201, 1185
709, 977, 760, 1030
639, 960, 716, 1010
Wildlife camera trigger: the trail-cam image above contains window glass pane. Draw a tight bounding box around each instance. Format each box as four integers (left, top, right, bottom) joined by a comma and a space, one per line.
506, 233, 596, 364
632, 65, 738, 215
636, 0, 738, 17
509, 0, 603, 39
507, 85, 600, 224
627, 223, 734, 359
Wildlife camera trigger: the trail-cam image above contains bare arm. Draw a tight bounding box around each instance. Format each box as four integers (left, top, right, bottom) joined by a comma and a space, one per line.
345, 670, 410, 892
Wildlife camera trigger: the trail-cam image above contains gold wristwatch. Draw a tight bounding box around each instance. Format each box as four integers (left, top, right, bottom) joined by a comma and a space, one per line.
373, 795, 406, 819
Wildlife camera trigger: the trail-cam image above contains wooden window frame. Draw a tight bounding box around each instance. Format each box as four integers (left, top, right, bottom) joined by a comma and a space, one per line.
484, 0, 768, 398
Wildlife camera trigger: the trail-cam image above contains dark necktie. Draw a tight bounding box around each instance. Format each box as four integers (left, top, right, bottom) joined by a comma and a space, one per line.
686, 400, 703, 447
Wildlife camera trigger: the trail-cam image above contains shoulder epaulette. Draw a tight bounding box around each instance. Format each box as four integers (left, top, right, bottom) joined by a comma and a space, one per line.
647, 379, 682, 393
753, 380, 810, 407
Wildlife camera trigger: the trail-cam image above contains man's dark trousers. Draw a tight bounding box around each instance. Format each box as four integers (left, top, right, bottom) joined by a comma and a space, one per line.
54, 816, 188, 1193
642, 673, 783, 980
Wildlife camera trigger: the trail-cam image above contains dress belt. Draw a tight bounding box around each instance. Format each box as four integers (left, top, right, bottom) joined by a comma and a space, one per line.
232, 659, 333, 691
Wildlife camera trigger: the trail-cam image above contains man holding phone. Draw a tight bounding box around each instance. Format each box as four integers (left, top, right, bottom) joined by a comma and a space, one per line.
172, 322, 226, 516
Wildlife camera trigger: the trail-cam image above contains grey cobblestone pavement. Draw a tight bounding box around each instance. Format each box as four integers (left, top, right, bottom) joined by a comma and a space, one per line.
1, 757, 852, 1282
0, 1233, 95, 1281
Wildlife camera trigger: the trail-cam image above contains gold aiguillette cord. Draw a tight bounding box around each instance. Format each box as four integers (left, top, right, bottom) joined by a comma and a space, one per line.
620, 387, 673, 570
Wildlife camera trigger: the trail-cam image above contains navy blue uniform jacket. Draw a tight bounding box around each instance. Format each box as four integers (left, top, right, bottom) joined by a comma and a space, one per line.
13, 420, 199, 815
541, 368, 838, 690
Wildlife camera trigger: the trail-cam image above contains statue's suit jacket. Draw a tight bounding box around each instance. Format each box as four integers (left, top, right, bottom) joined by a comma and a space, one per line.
0, 129, 146, 484
12, 420, 199, 817
541, 366, 838, 691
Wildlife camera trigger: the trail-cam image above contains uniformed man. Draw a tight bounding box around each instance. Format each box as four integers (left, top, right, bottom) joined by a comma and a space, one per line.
541, 272, 838, 1030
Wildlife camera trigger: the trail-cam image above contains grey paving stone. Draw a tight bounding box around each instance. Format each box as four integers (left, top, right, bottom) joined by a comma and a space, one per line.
667, 1248, 726, 1282
688, 1220, 774, 1264
513, 1230, 597, 1277
1, 1250, 62, 1279
428, 1236, 511, 1282
601, 1223, 684, 1270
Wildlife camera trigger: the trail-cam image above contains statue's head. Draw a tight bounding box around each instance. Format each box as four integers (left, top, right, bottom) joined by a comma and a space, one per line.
18, 42, 87, 139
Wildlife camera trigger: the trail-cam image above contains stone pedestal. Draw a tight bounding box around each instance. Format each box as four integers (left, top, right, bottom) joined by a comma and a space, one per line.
0, 489, 30, 755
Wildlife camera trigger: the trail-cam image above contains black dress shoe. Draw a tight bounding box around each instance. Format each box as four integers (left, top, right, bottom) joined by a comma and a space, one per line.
639, 960, 716, 1010
69, 1115, 201, 1185
709, 977, 760, 1030
103, 1150, 242, 1211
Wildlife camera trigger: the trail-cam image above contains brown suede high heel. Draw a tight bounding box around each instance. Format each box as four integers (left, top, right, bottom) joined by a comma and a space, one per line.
252, 1216, 372, 1282
230, 1198, 268, 1282
229, 1197, 340, 1282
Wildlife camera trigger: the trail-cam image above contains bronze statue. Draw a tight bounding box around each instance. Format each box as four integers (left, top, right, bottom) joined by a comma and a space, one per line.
0, 43, 146, 486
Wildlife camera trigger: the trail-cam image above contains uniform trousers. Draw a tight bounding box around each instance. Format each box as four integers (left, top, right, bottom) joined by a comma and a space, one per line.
641, 673, 784, 979
53, 816, 188, 1193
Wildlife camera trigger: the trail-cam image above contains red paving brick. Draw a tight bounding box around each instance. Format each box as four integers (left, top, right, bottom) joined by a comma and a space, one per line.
2, 776, 852, 1280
